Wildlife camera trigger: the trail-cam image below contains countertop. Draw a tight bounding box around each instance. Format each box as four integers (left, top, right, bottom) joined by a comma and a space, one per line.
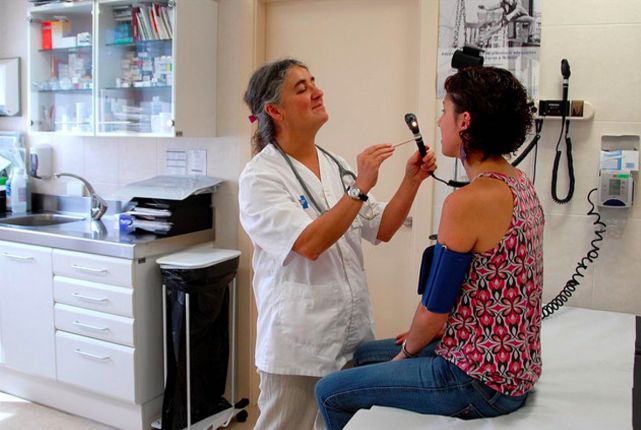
0, 212, 214, 259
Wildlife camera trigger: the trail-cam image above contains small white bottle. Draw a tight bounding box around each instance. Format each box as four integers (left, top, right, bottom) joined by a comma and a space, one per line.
7, 168, 28, 214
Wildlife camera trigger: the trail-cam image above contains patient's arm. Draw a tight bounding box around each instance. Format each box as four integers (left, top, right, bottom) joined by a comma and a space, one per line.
394, 322, 445, 346
393, 303, 448, 361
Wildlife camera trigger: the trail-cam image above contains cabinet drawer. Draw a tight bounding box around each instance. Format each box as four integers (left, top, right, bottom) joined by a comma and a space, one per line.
55, 304, 134, 347
54, 276, 134, 317
53, 250, 133, 288
56, 331, 136, 403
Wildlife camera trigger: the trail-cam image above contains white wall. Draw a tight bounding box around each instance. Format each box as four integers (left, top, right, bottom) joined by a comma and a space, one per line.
537, 0, 641, 314
432, 0, 641, 315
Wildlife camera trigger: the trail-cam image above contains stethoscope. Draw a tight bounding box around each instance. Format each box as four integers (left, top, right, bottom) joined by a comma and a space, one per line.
272, 141, 357, 215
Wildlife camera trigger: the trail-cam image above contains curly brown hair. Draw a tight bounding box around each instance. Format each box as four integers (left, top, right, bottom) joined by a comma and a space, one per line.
444, 66, 533, 159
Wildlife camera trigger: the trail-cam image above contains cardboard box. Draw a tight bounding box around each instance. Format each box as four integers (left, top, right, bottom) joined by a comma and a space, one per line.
51, 20, 71, 49
41, 21, 52, 50
76, 32, 91, 46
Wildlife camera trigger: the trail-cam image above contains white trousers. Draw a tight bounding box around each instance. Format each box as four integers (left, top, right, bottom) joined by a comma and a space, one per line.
255, 371, 326, 430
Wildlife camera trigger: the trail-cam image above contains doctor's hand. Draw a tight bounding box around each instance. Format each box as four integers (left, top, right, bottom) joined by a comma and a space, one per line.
405, 149, 437, 183
355, 144, 395, 194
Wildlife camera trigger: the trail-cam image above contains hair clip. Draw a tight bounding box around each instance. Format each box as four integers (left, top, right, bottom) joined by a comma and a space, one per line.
248, 114, 257, 124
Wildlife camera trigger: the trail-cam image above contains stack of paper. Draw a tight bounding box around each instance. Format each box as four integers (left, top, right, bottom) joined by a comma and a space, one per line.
127, 201, 173, 234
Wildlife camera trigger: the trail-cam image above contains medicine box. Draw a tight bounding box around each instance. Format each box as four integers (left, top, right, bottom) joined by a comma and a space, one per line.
41, 21, 52, 50
600, 150, 639, 172
76, 32, 92, 46
51, 20, 71, 49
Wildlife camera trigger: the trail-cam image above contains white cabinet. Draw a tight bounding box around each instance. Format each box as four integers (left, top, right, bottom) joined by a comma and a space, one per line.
0, 241, 55, 379
52, 249, 164, 405
0, 242, 167, 429
56, 330, 137, 402
28, 0, 218, 137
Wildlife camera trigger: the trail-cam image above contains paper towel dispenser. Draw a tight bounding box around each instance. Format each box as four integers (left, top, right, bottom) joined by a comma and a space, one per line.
0, 58, 20, 117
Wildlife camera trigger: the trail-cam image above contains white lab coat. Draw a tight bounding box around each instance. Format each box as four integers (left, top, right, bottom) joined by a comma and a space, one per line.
239, 144, 386, 377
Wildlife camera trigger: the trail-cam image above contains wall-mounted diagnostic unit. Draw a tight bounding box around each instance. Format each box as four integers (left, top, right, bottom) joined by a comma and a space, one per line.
599, 135, 639, 208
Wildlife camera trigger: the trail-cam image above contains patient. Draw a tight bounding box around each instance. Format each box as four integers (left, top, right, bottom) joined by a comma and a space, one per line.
315, 66, 544, 430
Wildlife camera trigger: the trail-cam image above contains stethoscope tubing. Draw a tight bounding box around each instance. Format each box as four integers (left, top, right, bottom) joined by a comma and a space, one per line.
273, 142, 356, 216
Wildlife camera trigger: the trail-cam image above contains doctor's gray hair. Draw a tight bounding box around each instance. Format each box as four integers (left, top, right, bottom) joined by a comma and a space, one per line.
244, 58, 307, 155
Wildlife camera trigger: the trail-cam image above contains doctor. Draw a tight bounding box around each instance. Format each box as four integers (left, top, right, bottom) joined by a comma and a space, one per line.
239, 58, 436, 430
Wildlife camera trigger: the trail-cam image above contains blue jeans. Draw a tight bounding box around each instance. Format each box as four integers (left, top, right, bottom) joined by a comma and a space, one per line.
315, 339, 528, 430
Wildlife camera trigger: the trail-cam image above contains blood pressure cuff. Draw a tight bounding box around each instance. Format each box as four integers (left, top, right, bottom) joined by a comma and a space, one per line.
417, 242, 473, 313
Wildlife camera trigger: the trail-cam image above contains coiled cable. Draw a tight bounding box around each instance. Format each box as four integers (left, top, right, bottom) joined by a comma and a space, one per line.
550, 119, 576, 204
542, 188, 606, 319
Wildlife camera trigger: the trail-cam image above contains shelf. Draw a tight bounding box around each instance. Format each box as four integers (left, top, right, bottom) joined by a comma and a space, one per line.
38, 45, 92, 53
29, 0, 93, 15
106, 39, 172, 48
101, 85, 171, 91
36, 88, 92, 94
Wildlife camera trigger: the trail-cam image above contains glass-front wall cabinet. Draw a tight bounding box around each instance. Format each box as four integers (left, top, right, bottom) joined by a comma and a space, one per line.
28, 0, 179, 137
28, 0, 216, 138
28, 1, 94, 134
96, 1, 174, 135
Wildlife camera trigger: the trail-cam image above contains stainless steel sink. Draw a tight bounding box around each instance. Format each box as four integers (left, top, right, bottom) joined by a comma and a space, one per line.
0, 213, 86, 227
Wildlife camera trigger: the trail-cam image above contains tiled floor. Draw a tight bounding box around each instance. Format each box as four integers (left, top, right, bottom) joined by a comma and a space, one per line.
0, 391, 258, 430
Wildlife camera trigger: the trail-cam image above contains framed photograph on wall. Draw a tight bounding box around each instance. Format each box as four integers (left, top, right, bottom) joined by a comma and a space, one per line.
437, 0, 541, 99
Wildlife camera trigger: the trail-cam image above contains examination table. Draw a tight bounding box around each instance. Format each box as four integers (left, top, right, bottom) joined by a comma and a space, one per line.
345, 307, 640, 430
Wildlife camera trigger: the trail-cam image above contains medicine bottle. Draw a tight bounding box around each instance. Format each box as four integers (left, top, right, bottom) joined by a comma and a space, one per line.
7, 168, 28, 214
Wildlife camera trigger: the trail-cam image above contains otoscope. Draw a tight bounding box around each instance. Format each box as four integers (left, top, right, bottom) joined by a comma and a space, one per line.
561, 59, 571, 112
403, 113, 458, 186
551, 58, 575, 204
404, 113, 427, 157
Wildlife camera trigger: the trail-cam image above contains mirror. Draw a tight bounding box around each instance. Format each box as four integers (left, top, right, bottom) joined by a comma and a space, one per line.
0, 57, 20, 117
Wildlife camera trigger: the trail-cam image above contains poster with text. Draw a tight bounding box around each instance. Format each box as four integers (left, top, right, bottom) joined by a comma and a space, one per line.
438, 0, 541, 99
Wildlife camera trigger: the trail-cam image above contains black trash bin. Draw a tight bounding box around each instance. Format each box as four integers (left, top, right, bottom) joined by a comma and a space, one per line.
157, 245, 246, 429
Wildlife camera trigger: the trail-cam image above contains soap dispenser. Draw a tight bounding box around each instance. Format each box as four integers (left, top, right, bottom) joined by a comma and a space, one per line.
29, 144, 53, 179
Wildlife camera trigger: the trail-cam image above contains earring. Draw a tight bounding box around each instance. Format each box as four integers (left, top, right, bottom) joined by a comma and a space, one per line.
459, 143, 467, 163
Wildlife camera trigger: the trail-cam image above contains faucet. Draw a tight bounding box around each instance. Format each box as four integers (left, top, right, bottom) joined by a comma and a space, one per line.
55, 173, 108, 221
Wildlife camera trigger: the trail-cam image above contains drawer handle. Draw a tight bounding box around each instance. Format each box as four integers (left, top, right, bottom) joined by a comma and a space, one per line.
2, 252, 34, 261
73, 320, 110, 332
71, 264, 109, 274
72, 292, 109, 303
74, 349, 111, 361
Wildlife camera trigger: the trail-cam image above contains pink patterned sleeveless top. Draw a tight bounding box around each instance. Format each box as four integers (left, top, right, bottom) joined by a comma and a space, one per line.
435, 170, 544, 397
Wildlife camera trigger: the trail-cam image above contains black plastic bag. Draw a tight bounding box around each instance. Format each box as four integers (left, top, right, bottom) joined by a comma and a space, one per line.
160, 257, 239, 430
